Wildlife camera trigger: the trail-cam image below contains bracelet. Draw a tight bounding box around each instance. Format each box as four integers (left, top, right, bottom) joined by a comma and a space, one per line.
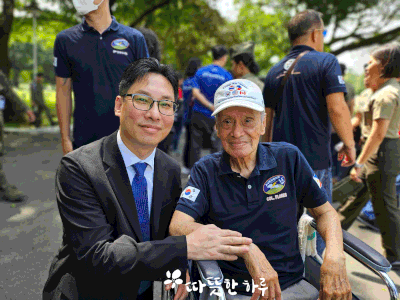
354, 162, 364, 169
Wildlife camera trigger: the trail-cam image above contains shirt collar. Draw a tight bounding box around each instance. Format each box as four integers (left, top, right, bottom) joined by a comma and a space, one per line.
217, 143, 277, 177
81, 16, 120, 32
117, 130, 156, 170
290, 45, 315, 53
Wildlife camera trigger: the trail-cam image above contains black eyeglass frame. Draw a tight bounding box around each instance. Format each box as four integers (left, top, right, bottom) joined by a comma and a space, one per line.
122, 93, 179, 116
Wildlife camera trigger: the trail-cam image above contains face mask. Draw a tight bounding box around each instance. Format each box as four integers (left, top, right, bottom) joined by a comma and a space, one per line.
72, 0, 105, 15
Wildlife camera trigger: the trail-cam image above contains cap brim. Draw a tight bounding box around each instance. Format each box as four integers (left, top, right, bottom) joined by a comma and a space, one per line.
211, 99, 264, 116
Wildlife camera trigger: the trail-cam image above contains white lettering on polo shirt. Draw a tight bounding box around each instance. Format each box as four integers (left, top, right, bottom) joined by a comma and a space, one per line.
113, 50, 128, 56
53, 57, 57, 67
266, 192, 287, 202
181, 186, 200, 202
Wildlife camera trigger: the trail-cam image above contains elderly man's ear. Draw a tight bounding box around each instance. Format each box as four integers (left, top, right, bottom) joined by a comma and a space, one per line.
261, 113, 267, 135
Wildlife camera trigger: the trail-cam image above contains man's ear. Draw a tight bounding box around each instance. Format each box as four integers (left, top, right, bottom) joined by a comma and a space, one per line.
310, 29, 317, 43
260, 113, 266, 136
215, 122, 221, 139
115, 96, 123, 117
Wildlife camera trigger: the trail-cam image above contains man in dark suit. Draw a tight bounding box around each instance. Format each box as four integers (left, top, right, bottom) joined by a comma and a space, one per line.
43, 58, 252, 300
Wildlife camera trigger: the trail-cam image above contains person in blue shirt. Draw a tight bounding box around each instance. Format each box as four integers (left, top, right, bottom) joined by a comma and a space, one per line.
170, 79, 351, 300
181, 57, 202, 174
262, 9, 356, 256
186, 45, 233, 169
54, 0, 149, 155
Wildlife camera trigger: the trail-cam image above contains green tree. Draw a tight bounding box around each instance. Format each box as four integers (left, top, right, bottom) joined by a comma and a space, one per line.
234, 1, 290, 74
255, 0, 400, 56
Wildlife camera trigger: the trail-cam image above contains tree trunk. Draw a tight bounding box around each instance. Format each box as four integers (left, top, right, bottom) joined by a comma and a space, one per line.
0, 0, 15, 77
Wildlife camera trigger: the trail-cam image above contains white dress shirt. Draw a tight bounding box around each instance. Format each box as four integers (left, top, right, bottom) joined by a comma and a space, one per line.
117, 130, 156, 216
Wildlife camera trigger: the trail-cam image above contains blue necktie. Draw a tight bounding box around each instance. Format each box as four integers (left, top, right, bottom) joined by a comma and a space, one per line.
132, 162, 150, 242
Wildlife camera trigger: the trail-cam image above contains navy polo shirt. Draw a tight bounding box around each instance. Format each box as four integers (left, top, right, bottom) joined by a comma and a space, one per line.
53, 16, 149, 148
192, 65, 233, 118
176, 142, 328, 293
263, 45, 347, 170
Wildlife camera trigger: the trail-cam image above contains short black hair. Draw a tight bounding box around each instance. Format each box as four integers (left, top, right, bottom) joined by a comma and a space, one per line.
211, 45, 228, 60
37, 72, 44, 77
287, 10, 323, 44
371, 43, 400, 78
119, 58, 178, 100
136, 27, 162, 62
233, 53, 260, 75
340, 63, 346, 75
185, 57, 202, 78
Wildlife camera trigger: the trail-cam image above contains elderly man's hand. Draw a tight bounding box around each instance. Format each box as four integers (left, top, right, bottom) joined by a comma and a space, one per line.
243, 243, 282, 300
319, 253, 351, 300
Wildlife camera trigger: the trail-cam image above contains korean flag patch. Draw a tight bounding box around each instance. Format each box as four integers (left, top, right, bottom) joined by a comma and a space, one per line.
313, 174, 322, 189
180, 186, 200, 202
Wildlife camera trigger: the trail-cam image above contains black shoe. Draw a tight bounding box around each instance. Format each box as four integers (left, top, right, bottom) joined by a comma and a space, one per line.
357, 214, 380, 232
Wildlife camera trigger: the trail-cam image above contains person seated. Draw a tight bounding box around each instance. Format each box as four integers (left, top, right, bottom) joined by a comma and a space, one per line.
169, 79, 352, 300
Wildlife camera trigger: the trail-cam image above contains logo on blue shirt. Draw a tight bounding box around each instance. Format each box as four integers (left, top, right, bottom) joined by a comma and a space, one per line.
263, 175, 286, 195
111, 38, 130, 50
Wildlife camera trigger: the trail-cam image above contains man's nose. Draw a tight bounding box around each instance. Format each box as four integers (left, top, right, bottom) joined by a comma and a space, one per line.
231, 122, 244, 137
146, 102, 161, 120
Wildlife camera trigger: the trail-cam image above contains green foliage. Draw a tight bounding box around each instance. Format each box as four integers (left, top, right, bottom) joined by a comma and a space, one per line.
345, 72, 366, 96
130, 0, 240, 71
234, 1, 291, 75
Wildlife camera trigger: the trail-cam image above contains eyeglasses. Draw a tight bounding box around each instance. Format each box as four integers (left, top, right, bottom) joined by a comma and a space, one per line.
122, 93, 179, 116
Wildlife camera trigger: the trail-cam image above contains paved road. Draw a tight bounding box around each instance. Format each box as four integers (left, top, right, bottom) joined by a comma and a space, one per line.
0, 129, 399, 299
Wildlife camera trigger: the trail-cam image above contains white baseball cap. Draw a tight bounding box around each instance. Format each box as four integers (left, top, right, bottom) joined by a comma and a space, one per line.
211, 79, 265, 116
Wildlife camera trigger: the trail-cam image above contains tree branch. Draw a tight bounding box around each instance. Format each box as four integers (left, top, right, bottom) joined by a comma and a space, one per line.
129, 0, 172, 28
331, 25, 400, 55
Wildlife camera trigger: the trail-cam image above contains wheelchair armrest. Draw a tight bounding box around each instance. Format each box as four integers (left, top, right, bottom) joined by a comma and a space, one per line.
195, 260, 224, 286
310, 220, 391, 272
342, 229, 391, 272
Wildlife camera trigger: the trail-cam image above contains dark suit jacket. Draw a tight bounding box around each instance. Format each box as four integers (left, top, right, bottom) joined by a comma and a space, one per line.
43, 131, 187, 300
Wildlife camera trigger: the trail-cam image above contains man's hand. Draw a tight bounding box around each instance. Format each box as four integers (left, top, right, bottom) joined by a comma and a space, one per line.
186, 224, 252, 261
26, 110, 36, 123
165, 270, 190, 300
319, 253, 351, 299
349, 166, 363, 183
243, 243, 282, 300
61, 137, 73, 155
337, 144, 356, 167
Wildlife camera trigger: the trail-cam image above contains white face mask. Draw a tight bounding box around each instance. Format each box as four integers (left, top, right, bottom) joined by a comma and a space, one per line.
72, 0, 105, 15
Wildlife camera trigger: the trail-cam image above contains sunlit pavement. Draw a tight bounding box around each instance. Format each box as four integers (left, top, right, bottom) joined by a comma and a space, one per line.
0, 128, 398, 299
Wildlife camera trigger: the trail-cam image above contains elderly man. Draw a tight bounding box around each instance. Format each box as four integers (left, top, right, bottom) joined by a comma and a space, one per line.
43, 59, 252, 300
170, 79, 351, 300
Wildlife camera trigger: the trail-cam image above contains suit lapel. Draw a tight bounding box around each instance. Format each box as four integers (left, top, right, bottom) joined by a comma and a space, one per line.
151, 150, 169, 240
103, 132, 144, 242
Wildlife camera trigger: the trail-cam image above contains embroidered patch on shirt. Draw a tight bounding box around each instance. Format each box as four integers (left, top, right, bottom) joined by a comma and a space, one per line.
338, 75, 345, 84
263, 175, 286, 195
53, 57, 57, 67
180, 186, 200, 202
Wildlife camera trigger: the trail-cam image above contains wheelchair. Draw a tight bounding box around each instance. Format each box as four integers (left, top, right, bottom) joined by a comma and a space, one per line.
162, 217, 399, 300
